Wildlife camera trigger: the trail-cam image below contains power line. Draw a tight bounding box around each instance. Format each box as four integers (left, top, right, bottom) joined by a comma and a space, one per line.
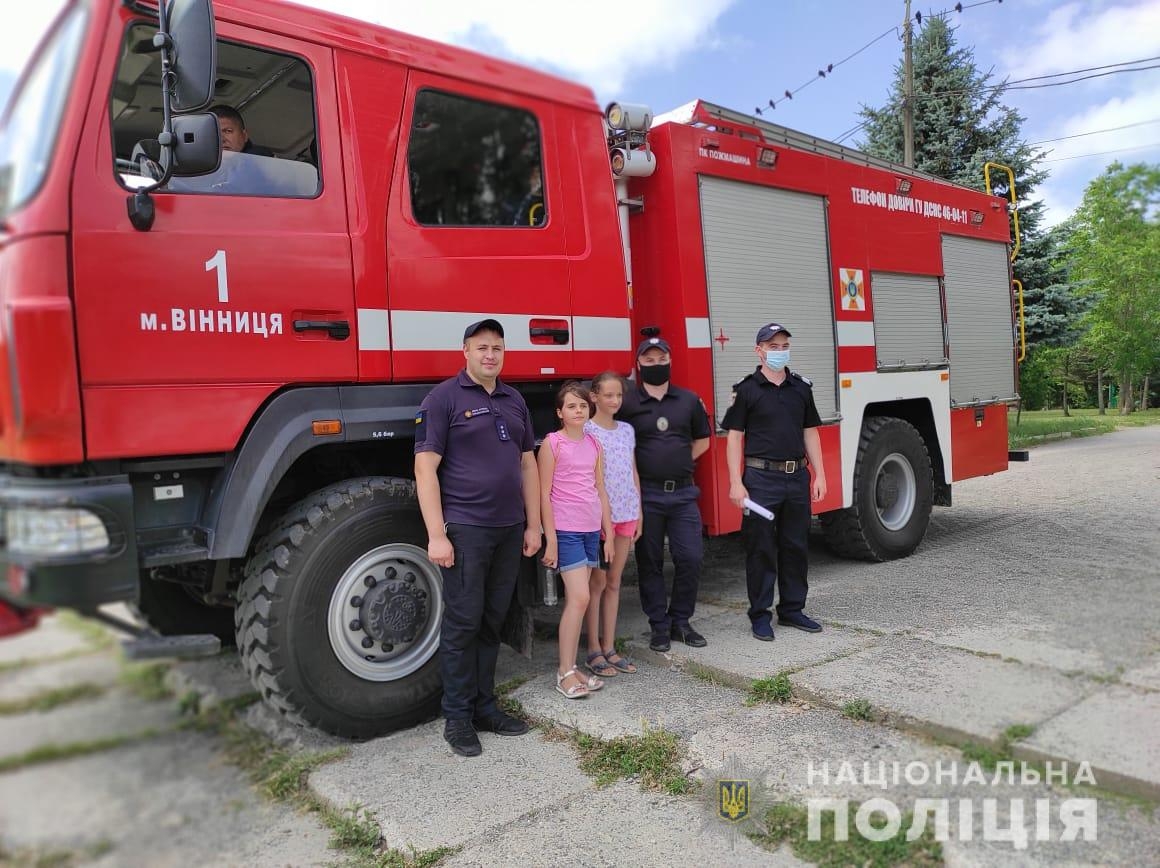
1042, 141, 1160, 163
1029, 118, 1160, 147
1007, 56, 1160, 85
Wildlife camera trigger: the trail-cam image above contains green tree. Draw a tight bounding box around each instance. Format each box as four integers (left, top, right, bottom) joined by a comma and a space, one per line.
1070, 163, 1160, 415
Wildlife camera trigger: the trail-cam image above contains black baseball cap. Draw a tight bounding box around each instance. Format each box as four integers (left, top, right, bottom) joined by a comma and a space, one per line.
755, 322, 792, 343
636, 336, 672, 357
463, 318, 505, 341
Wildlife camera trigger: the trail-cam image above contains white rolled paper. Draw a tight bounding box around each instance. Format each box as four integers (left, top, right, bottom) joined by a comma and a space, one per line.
743, 498, 775, 521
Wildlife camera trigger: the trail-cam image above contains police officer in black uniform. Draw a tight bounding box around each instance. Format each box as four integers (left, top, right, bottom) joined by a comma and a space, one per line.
617, 336, 712, 652
414, 319, 542, 757
722, 322, 828, 641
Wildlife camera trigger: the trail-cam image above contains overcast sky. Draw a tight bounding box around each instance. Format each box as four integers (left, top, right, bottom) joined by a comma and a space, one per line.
4, 0, 1159, 225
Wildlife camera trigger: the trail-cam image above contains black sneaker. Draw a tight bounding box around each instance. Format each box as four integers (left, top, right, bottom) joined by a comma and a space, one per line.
777, 612, 822, 633
444, 719, 482, 757
649, 633, 671, 653
473, 711, 529, 737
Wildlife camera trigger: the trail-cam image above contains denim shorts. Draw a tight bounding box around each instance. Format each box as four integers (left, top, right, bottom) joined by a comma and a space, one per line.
556, 530, 601, 572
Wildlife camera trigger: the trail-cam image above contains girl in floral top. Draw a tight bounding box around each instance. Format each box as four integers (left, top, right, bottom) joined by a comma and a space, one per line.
583, 372, 642, 678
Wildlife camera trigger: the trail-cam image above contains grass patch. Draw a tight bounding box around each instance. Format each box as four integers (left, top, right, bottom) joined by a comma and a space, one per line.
495, 675, 529, 696
961, 723, 1036, 772
206, 705, 457, 866
119, 662, 173, 701
0, 730, 161, 773
0, 683, 106, 716
841, 699, 873, 721
745, 673, 793, 706
687, 661, 736, 689
56, 611, 116, 650
1008, 408, 1160, 449
1004, 723, 1034, 742
575, 727, 693, 795
754, 801, 942, 867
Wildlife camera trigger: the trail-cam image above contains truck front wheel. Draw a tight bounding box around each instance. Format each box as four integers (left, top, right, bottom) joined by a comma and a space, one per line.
235, 478, 443, 738
821, 416, 934, 561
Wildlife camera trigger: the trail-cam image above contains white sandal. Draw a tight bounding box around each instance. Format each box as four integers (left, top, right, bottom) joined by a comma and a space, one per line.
556, 668, 590, 699
580, 671, 605, 692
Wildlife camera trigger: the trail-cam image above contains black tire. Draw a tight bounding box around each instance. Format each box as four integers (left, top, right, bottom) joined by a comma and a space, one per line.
133, 573, 237, 645
235, 477, 443, 739
821, 416, 933, 562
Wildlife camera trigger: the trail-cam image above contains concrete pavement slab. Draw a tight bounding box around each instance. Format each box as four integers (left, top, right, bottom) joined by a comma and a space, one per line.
308, 718, 597, 852
1021, 685, 1160, 800
0, 651, 121, 702
511, 655, 740, 740
0, 730, 334, 868
789, 637, 1090, 744
443, 782, 799, 867
168, 652, 255, 711
625, 612, 880, 687
0, 692, 180, 760
1122, 655, 1160, 692
908, 621, 1109, 676
0, 615, 102, 666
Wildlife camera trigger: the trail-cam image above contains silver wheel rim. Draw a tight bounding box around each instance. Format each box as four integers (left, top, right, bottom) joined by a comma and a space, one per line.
874, 452, 916, 532
327, 544, 443, 682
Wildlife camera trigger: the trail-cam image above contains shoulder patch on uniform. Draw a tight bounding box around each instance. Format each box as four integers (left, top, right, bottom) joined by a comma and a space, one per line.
414, 408, 427, 441
792, 372, 813, 386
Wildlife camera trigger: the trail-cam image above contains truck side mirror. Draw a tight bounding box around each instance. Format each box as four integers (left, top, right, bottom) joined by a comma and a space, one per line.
167, 0, 217, 112
171, 113, 221, 176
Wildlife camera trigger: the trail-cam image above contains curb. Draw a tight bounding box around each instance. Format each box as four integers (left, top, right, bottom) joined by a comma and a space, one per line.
623, 639, 1160, 804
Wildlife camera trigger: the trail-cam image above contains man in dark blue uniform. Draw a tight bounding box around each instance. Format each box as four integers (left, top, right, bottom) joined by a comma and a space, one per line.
722, 322, 828, 641
618, 336, 712, 652
414, 319, 542, 757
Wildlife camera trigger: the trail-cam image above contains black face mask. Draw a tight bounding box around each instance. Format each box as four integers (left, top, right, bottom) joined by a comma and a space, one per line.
639, 363, 671, 386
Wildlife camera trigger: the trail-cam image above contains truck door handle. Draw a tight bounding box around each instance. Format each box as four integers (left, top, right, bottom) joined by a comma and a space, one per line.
293, 319, 350, 340
529, 318, 570, 345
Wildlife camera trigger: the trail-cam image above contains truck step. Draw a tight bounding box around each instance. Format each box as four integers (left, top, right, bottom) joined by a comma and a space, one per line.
122, 633, 221, 661
140, 542, 211, 568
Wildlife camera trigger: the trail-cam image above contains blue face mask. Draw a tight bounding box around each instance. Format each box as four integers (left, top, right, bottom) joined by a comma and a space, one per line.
764, 349, 790, 371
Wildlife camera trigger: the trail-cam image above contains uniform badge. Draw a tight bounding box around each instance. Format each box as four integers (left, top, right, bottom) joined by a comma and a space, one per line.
718, 779, 750, 822
414, 409, 427, 441
657, 416, 669, 432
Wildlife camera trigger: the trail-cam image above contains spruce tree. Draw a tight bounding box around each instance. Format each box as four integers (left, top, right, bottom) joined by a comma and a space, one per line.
856, 14, 1082, 405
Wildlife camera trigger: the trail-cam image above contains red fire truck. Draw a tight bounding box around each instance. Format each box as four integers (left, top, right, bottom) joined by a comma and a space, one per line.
0, 0, 1021, 737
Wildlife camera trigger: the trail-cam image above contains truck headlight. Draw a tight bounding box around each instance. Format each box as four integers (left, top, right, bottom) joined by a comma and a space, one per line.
5, 507, 111, 557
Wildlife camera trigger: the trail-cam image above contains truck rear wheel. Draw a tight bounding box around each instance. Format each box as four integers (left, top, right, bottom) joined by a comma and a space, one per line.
235, 477, 443, 738
133, 572, 236, 645
821, 416, 933, 561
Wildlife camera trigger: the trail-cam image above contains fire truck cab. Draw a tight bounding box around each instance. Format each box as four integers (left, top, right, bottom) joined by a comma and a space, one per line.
0, 0, 1019, 738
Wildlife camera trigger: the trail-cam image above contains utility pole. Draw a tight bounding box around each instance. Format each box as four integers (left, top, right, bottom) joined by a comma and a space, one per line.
903, 0, 915, 168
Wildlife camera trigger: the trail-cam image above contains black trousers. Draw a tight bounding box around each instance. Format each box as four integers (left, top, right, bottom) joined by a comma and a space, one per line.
439, 522, 522, 721
741, 466, 811, 625
635, 484, 704, 635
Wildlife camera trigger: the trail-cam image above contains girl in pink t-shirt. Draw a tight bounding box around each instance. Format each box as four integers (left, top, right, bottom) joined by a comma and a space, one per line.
539, 382, 615, 699
583, 372, 642, 678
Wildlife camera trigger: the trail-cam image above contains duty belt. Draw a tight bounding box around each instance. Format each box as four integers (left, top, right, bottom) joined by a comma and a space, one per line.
641, 476, 695, 492
745, 457, 805, 474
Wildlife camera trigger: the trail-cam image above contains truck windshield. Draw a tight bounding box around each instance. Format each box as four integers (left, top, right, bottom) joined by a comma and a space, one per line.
0, 3, 89, 220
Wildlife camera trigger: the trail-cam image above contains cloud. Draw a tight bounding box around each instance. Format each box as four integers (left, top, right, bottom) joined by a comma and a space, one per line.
2, 4, 68, 77
300, 0, 735, 94
1010, 0, 1160, 78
